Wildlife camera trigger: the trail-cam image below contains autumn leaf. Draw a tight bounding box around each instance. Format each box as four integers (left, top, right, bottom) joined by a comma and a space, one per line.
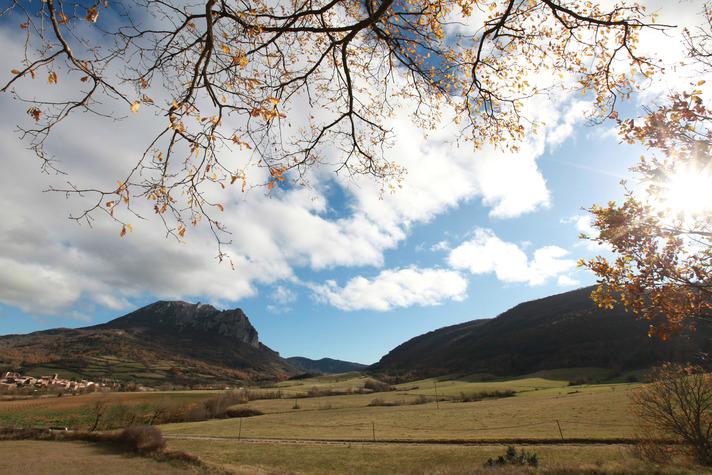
48, 71, 58, 85
86, 7, 99, 22
19, 22, 28, 29
216, 203, 224, 212
26, 107, 41, 122
130, 101, 141, 113
222, 44, 231, 54
11, 69, 21, 75
120, 225, 127, 237
58, 12, 69, 24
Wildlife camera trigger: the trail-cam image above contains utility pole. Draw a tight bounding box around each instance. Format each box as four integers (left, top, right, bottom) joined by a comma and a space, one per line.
556, 420, 564, 440
434, 380, 439, 409
238, 417, 243, 440
372, 421, 376, 442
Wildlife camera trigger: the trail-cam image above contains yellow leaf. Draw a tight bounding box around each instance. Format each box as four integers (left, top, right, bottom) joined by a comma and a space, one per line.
697, 80, 706, 86
86, 7, 99, 22
48, 71, 58, 84
222, 44, 231, 54
126, 223, 133, 233
130, 101, 140, 113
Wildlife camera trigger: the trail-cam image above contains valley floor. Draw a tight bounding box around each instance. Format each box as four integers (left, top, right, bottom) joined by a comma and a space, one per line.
2, 369, 710, 474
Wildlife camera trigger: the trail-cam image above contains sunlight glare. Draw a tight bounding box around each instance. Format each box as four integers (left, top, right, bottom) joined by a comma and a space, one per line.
659, 164, 712, 219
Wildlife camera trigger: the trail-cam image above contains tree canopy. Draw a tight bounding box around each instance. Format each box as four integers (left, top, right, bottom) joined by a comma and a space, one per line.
583, 4, 712, 337
2, 0, 664, 257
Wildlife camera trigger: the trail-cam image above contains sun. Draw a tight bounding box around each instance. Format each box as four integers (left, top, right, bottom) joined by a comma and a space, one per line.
656, 163, 712, 220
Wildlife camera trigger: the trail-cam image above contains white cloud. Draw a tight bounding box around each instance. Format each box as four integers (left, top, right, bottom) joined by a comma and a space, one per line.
0, 21, 593, 317
311, 268, 468, 311
270, 285, 297, 308
430, 240, 450, 252
447, 229, 576, 286
557, 275, 580, 287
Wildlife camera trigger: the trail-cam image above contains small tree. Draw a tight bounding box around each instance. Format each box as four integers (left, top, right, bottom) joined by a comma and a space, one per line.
632, 363, 712, 465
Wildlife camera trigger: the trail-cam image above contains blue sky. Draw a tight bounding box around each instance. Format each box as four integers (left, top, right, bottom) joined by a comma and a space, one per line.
0, 0, 705, 365
0, 119, 635, 364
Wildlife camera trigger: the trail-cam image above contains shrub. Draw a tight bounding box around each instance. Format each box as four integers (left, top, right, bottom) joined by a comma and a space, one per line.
632, 363, 712, 465
485, 446, 538, 467
118, 425, 166, 454
368, 398, 397, 407
225, 407, 264, 418
364, 379, 393, 393
454, 390, 515, 402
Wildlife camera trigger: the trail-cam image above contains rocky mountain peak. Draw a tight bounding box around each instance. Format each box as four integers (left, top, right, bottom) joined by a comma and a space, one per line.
97, 300, 260, 348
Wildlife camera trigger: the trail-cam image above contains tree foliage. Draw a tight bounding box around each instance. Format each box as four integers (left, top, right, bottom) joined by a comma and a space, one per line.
1, 0, 664, 255
582, 4, 712, 338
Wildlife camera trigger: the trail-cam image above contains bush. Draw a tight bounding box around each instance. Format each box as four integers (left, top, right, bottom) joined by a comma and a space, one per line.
633, 363, 712, 465
118, 425, 166, 454
364, 379, 393, 393
485, 446, 538, 467
368, 398, 397, 407
454, 390, 515, 402
225, 407, 264, 418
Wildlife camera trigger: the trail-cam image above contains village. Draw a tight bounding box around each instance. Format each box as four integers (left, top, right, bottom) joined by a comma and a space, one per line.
0, 372, 104, 394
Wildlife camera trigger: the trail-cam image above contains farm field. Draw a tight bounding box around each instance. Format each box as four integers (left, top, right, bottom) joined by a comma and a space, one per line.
0, 440, 203, 474
0, 390, 221, 428
161, 369, 640, 441
4, 368, 702, 474
166, 439, 706, 475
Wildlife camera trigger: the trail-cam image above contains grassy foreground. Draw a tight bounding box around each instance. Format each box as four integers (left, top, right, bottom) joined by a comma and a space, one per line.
0, 440, 203, 474
166, 439, 704, 474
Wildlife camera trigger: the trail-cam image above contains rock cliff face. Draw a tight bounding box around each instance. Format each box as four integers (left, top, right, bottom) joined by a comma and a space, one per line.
98, 301, 260, 348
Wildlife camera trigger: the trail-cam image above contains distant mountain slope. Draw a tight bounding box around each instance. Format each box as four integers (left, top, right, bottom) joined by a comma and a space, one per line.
371, 287, 712, 379
286, 356, 367, 374
0, 301, 297, 386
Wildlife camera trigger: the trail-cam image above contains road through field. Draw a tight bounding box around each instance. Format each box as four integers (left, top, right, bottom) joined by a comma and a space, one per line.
163, 434, 644, 446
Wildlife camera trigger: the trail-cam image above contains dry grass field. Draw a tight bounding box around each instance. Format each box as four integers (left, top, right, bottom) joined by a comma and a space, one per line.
0, 440, 203, 474
165, 439, 707, 474
2, 369, 708, 474
161, 371, 639, 441
0, 390, 221, 428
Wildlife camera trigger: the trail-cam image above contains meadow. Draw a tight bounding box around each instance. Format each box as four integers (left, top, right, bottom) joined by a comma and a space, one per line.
1, 368, 706, 473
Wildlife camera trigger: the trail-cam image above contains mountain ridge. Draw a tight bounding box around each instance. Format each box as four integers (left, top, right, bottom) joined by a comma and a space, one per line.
0, 301, 296, 386
370, 286, 712, 380
286, 356, 367, 374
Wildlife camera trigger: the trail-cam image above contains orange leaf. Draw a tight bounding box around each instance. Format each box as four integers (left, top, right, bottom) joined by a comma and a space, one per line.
130, 101, 141, 113
120, 225, 127, 237
48, 71, 58, 84
86, 7, 99, 22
